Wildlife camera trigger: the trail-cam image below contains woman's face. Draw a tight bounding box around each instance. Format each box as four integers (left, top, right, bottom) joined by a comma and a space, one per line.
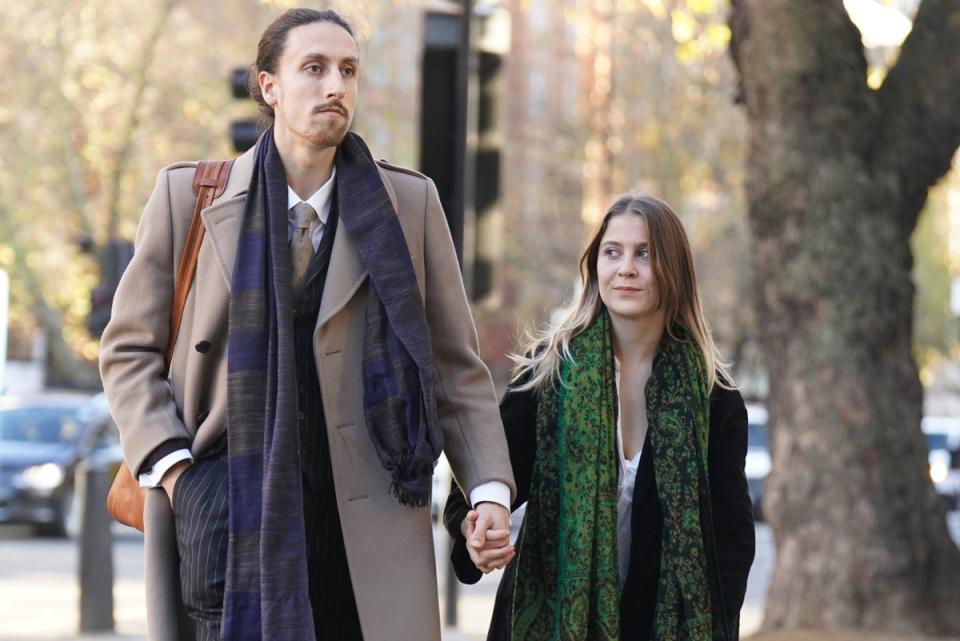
597, 213, 661, 323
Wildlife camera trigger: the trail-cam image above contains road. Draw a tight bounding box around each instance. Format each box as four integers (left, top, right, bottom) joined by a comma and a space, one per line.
1, 514, 957, 641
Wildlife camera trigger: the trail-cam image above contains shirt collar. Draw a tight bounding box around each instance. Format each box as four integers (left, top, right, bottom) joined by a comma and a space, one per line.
287, 166, 336, 225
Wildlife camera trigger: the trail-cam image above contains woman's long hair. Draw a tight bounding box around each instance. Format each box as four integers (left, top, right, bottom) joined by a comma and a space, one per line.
511, 193, 735, 392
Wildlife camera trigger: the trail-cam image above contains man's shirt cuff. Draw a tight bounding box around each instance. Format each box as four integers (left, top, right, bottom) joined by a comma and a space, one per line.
469, 481, 511, 511
138, 449, 194, 488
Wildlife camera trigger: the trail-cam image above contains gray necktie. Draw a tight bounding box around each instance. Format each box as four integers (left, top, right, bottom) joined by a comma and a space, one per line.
290, 202, 319, 296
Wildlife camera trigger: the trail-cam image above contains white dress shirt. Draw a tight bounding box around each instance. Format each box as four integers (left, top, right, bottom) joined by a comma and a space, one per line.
287, 167, 336, 251
141, 167, 509, 511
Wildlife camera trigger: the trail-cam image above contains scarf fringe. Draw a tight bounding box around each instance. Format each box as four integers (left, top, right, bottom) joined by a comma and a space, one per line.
341, 132, 444, 507
389, 451, 435, 507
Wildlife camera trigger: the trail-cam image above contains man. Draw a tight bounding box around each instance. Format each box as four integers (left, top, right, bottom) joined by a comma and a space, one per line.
100, 9, 514, 641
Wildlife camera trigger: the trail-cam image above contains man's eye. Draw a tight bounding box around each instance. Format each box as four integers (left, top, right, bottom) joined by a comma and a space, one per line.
306, 64, 322, 73
342, 67, 356, 77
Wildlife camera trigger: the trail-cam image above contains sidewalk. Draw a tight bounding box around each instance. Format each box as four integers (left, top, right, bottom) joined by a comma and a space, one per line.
0, 522, 767, 641
749, 632, 960, 641
38, 631, 482, 641
0, 523, 492, 641
43, 627, 960, 641
11, 518, 955, 641
22, 632, 480, 641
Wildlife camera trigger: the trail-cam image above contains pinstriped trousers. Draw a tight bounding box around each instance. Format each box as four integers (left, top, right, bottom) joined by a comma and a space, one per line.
172, 445, 229, 641
172, 446, 364, 641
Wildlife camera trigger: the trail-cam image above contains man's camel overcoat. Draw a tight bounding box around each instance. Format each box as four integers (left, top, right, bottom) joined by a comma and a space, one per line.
100, 145, 515, 641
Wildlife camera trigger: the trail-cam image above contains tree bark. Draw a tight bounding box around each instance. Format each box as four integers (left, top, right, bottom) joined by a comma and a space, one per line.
729, 0, 960, 634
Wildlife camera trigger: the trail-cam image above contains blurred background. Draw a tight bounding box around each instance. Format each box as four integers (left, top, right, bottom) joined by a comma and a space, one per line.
1, 0, 958, 640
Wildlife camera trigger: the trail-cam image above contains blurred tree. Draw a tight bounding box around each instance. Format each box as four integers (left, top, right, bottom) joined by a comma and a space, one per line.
730, 0, 960, 633
489, 0, 754, 388
0, 0, 419, 388
0, 0, 186, 387
912, 172, 960, 383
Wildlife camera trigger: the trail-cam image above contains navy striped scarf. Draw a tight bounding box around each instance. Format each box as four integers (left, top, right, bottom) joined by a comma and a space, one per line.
223, 130, 443, 640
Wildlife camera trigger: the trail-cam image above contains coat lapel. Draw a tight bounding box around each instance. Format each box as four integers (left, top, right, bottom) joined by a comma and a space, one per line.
199, 146, 256, 290
315, 164, 400, 329
199, 146, 400, 327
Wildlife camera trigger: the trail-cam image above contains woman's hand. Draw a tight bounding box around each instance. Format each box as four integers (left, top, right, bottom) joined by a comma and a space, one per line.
461, 506, 515, 573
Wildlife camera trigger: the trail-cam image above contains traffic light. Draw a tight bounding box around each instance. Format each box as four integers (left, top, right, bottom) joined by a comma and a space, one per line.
472, 7, 508, 302
87, 285, 115, 339
420, 11, 465, 261
87, 240, 133, 338
419, 5, 509, 303
230, 66, 260, 153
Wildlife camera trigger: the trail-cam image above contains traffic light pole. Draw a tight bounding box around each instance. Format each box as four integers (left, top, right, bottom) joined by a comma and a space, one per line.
447, 6, 475, 623
421, 3, 507, 306
230, 66, 260, 153
455, 0, 479, 300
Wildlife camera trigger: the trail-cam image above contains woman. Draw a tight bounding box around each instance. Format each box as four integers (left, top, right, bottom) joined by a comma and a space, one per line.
444, 194, 755, 641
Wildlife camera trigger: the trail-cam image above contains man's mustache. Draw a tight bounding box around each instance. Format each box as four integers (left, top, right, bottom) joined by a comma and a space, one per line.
315, 101, 348, 116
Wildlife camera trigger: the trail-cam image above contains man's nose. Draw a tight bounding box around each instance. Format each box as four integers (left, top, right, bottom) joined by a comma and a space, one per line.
326, 72, 347, 99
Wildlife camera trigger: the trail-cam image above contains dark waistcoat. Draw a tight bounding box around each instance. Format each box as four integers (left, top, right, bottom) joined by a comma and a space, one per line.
292, 199, 339, 493
291, 197, 365, 640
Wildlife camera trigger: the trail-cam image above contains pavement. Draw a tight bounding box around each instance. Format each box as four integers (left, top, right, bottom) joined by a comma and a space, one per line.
748, 633, 960, 641
0, 523, 507, 641
3, 515, 958, 641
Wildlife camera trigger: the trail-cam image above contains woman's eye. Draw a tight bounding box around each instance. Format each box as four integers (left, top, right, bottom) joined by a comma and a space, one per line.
638, 249, 649, 259
306, 64, 322, 73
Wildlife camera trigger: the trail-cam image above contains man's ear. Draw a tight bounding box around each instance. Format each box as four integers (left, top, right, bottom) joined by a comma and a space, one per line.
259, 70, 277, 107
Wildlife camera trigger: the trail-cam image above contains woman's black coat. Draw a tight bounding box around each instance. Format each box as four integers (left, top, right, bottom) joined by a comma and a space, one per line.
444, 381, 756, 641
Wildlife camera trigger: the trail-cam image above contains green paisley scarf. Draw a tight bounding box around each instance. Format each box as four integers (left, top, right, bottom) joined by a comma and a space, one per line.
511, 308, 726, 641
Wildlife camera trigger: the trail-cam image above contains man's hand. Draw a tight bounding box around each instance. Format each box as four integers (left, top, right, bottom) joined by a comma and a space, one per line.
160, 459, 191, 509
461, 501, 514, 573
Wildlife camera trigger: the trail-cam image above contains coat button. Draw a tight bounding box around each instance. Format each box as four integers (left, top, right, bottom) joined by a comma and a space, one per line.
195, 340, 212, 353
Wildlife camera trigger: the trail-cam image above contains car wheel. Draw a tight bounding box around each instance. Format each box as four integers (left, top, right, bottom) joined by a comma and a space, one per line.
36, 487, 77, 538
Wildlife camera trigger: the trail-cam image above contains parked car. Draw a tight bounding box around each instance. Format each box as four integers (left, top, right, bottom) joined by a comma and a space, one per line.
0, 392, 122, 536
922, 416, 960, 511
744, 403, 770, 521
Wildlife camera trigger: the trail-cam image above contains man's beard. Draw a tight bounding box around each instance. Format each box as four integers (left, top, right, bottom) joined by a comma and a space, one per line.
309, 122, 349, 148
280, 108, 351, 149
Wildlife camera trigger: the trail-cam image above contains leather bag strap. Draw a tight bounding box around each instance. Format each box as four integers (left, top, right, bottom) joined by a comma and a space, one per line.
164, 159, 234, 371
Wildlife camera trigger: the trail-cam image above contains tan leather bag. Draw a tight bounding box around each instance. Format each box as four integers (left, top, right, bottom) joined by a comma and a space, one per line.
106, 159, 234, 531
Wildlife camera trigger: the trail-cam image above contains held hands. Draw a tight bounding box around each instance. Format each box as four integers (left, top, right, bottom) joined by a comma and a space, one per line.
461, 501, 515, 573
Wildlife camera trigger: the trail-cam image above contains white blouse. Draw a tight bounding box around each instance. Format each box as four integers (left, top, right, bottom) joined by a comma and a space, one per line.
614, 358, 647, 590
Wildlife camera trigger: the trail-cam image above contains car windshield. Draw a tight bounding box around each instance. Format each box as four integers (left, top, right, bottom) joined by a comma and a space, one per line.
748, 422, 768, 449
0, 407, 85, 444
926, 433, 949, 451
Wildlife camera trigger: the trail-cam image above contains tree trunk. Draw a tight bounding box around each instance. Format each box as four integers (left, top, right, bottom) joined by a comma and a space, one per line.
729, 0, 960, 634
